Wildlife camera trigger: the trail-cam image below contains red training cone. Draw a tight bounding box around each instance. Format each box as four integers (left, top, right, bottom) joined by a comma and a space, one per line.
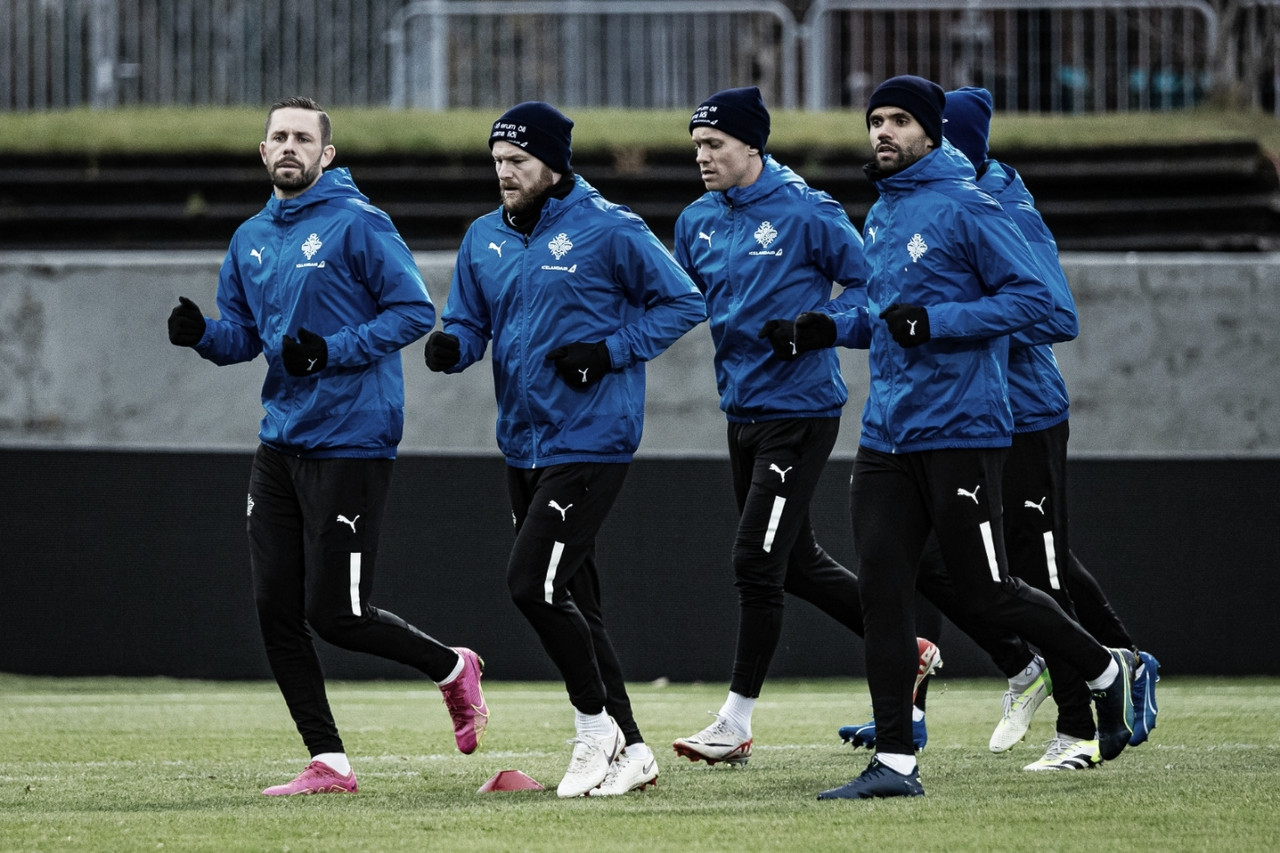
477, 769, 546, 793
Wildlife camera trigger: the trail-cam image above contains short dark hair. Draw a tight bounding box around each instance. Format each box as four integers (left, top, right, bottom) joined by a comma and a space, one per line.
265, 96, 332, 147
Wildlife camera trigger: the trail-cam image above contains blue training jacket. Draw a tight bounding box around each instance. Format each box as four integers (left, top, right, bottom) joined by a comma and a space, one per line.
673, 156, 869, 422
975, 159, 1078, 433
838, 141, 1053, 453
194, 167, 435, 458
442, 174, 706, 468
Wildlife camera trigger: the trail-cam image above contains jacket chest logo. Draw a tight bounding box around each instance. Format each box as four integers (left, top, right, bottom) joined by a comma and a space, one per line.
548, 232, 574, 260
301, 233, 323, 260
754, 221, 778, 249
748, 220, 783, 257
907, 232, 928, 262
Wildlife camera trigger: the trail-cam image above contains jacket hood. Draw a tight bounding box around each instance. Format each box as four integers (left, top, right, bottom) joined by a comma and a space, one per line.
264, 167, 368, 221
492, 173, 598, 235
866, 139, 977, 194
718, 155, 806, 208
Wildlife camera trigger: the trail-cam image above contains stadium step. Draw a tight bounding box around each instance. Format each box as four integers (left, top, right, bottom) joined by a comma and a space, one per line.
1, 142, 1276, 252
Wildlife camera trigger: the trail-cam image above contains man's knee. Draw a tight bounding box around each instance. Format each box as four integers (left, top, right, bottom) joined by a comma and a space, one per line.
306, 605, 361, 645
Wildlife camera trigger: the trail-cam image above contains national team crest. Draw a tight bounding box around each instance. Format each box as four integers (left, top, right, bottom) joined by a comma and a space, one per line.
301, 233, 323, 260
907, 233, 928, 262
548, 232, 574, 260
754, 221, 778, 249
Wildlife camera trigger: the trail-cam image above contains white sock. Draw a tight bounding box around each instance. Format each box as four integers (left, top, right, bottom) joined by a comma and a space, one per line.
876, 752, 917, 775
1010, 654, 1046, 692
718, 692, 755, 738
313, 752, 351, 775
912, 705, 925, 722
624, 742, 653, 760
574, 709, 614, 739
435, 651, 466, 686
1086, 657, 1119, 691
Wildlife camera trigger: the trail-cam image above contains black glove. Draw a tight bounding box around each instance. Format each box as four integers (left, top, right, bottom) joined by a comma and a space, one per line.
167, 296, 206, 347
794, 311, 837, 352
757, 318, 799, 361
879, 303, 931, 348
424, 330, 461, 372
546, 341, 611, 390
281, 327, 328, 376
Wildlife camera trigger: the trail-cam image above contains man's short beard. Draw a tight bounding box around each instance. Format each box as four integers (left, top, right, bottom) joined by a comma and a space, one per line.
501, 168, 556, 216
877, 139, 932, 177
270, 161, 321, 193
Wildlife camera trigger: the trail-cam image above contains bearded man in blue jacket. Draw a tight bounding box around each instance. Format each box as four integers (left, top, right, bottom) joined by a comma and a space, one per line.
837, 87, 1162, 769
804, 76, 1137, 800
667, 86, 942, 770
423, 102, 706, 798
167, 97, 489, 797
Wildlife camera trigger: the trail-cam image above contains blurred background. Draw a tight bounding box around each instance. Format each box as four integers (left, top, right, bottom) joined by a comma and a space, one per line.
2, 0, 1278, 683
3, 0, 1276, 114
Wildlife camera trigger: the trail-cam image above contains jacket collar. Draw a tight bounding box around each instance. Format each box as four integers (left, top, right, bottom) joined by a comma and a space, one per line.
721, 155, 802, 207
865, 139, 976, 195
265, 167, 366, 221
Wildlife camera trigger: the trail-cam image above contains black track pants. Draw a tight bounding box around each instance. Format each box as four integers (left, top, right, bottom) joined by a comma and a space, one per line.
248, 445, 459, 756
505, 463, 642, 744
726, 418, 863, 698
851, 445, 1111, 756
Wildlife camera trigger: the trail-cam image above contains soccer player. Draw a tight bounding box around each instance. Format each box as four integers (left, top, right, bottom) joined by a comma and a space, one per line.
942, 86, 1161, 767
667, 85, 942, 769
808, 76, 1136, 800
166, 97, 488, 796
422, 101, 706, 797
837, 90, 1163, 767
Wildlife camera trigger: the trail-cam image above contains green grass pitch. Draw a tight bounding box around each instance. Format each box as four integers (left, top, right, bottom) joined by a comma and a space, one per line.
2, 674, 1277, 852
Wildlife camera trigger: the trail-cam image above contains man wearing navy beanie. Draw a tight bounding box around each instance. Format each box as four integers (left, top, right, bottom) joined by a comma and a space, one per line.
489, 100, 574, 175
670, 87, 951, 774
865, 74, 947, 147
424, 100, 706, 799
688, 85, 771, 154
941, 85, 994, 173
941, 85, 1162, 771
806, 75, 1138, 799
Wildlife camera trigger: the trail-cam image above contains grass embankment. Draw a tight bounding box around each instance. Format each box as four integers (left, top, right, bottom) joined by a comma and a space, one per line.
3, 106, 1278, 159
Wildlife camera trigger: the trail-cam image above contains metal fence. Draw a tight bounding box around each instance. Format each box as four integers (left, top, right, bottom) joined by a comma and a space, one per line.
389, 0, 798, 109
1, 0, 1276, 115
807, 0, 1218, 111
0, 0, 404, 109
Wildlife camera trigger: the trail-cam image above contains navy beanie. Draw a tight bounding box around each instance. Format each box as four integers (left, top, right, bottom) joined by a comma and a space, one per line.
866, 75, 946, 146
489, 101, 574, 174
689, 86, 770, 152
944, 87, 994, 170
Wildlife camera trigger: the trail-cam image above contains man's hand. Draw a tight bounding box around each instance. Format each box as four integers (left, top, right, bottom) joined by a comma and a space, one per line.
424, 331, 461, 372
879, 303, 931, 348
281, 327, 328, 376
167, 296, 206, 347
794, 311, 837, 352
546, 341, 611, 390
757, 319, 799, 361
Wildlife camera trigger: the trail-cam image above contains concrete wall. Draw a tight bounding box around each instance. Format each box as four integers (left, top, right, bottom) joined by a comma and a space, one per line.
4, 251, 1278, 680
3, 250, 1279, 456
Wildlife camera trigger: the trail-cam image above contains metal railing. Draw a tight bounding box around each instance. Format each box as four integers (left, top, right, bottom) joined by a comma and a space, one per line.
387, 0, 799, 109
1, 0, 1276, 116
0, 0, 404, 109
804, 0, 1218, 111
